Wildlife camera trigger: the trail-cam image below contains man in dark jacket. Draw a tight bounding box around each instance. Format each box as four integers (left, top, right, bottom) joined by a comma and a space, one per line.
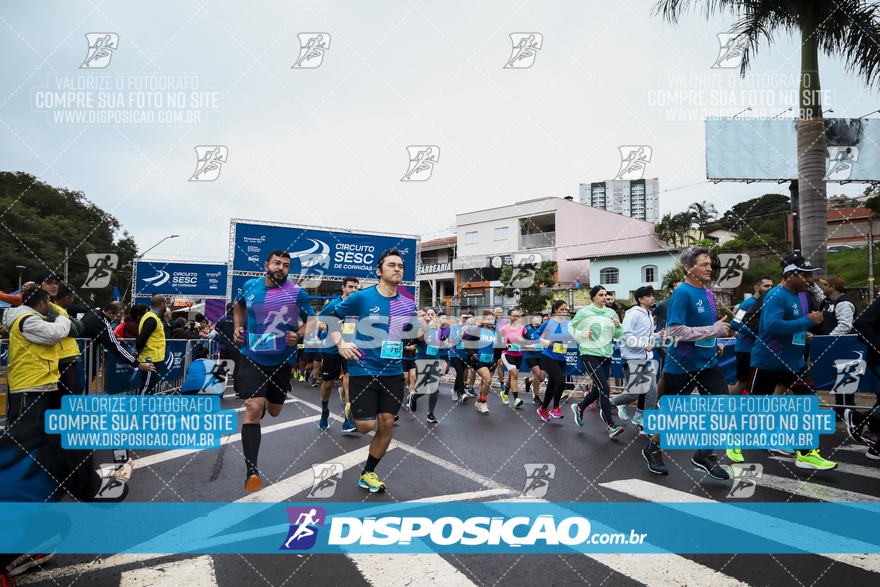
80, 301, 156, 383
845, 294, 880, 459
214, 303, 241, 396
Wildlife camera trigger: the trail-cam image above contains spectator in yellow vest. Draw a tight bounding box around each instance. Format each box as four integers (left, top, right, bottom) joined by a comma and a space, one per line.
3, 288, 70, 428
135, 294, 167, 395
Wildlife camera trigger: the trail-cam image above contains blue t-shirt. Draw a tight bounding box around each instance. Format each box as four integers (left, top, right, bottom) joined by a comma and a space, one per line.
237, 278, 315, 367
330, 285, 417, 377
463, 326, 500, 364
664, 283, 719, 375
319, 296, 344, 355
304, 329, 326, 354
523, 325, 543, 358
732, 296, 758, 354
448, 323, 465, 358
536, 319, 575, 361
750, 286, 815, 372
181, 359, 224, 395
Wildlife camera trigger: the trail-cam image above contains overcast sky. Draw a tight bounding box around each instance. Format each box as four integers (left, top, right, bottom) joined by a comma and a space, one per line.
1, 1, 876, 263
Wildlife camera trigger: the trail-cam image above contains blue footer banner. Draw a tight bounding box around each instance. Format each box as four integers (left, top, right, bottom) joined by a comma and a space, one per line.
3, 502, 880, 554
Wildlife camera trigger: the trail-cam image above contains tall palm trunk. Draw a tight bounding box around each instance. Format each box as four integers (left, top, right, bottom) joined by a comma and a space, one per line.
797, 12, 828, 276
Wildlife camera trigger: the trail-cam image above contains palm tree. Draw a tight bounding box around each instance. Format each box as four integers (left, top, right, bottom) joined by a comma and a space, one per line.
672, 210, 695, 245
656, 212, 678, 246
688, 201, 719, 238
653, 0, 880, 279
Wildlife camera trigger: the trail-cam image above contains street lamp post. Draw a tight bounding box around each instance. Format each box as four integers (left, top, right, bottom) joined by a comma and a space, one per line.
127, 235, 180, 301
139, 234, 180, 259
15, 266, 26, 290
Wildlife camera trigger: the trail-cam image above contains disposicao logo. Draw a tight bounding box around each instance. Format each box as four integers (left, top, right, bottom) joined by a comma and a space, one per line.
280, 507, 326, 550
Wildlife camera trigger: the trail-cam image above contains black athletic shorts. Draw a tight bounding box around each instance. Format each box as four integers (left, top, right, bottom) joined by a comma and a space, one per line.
663, 364, 728, 396
322, 352, 348, 380
468, 356, 497, 373
524, 356, 542, 370
501, 353, 523, 371
735, 351, 752, 382
745, 366, 815, 396
402, 358, 416, 372
237, 359, 291, 405
348, 374, 406, 420
493, 348, 503, 363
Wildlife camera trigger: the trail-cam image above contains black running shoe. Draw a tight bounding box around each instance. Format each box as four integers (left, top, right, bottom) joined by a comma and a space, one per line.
642, 442, 668, 475
532, 395, 542, 405
692, 452, 729, 480
844, 409, 865, 444
408, 394, 417, 412
427, 412, 438, 424
868, 445, 880, 461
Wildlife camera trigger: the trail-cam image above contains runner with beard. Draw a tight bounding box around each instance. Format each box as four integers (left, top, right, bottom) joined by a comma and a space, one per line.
234, 250, 316, 493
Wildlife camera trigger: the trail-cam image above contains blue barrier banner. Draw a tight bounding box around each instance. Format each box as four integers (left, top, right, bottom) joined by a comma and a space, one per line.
558, 336, 880, 395
2, 502, 879, 555
231, 221, 417, 281
134, 261, 228, 297
44, 395, 236, 449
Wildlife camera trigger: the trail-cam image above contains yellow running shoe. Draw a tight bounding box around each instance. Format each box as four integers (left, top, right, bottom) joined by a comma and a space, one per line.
726, 448, 744, 463
358, 472, 386, 493
796, 450, 837, 470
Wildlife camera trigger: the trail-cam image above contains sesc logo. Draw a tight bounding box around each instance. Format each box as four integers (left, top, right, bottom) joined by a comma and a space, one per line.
280, 507, 326, 550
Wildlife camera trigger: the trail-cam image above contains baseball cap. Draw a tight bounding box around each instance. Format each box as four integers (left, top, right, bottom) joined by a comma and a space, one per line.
779, 254, 820, 273
819, 276, 846, 291
33, 269, 61, 284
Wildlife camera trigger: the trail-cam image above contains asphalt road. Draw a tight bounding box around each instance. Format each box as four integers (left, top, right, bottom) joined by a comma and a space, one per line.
14, 377, 880, 587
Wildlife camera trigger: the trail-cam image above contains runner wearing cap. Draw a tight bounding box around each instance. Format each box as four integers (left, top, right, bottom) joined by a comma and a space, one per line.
745, 253, 836, 470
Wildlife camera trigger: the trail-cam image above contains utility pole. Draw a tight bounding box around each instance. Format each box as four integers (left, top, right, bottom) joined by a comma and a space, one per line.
64, 247, 69, 283
789, 180, 801, 255
869, 214, 875, 300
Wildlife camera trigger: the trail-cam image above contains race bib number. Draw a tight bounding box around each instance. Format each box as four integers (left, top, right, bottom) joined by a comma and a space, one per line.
342, 323, 356, 335
508, 344, 521, 352
427, 345, 439, 356
380, 340, 403, 359
553, 343, 567, 354
456, 341, 465, 349
479, 352, 494, 363
792, 331, 807, 346
695, 337, 717, 348
249, 333, 280, 354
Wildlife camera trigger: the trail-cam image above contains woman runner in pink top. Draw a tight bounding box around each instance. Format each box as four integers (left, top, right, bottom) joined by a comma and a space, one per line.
499, 309, 527, 408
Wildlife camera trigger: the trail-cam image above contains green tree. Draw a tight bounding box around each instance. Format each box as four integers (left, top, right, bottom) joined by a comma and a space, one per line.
655, 212, 678, 246
0, 171, 139, 305
495, 260, 557, 314
717, 193, 790, 231
654, 1, 880, 278
688, 201, 719, 238
660, 261, 685, 296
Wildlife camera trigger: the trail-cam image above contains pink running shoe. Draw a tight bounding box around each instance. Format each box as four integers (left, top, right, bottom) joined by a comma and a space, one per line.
549, 407, 564, 419
537, 407, 550, 421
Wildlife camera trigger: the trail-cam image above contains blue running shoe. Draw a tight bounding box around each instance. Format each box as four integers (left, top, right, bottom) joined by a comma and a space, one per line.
319, 409, 329, 430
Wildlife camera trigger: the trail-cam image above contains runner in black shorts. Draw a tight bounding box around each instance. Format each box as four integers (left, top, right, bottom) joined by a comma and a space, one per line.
651, 247, 731, 480
745, 253, 835, 470
462, 310, 499, 414
318, 276, 359, 432
234, 250, 316, 493
330, 249, 428, 493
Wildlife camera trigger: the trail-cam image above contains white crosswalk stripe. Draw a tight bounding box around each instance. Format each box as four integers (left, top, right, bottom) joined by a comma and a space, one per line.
119, 555, 217, 587
599, 478, 880, 573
